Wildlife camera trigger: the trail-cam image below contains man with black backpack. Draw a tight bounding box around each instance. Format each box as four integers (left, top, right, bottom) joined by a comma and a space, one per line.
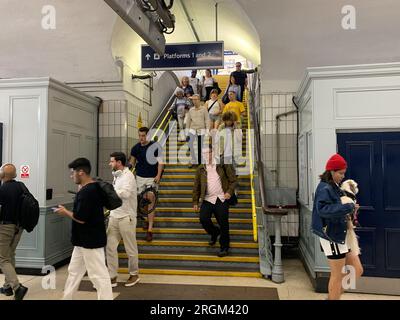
0, 163, 29, 300
54, 158, 113, 300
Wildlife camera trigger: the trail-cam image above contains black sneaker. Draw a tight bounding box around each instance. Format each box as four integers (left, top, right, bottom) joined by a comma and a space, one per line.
0, 286, 13, 296
217, 248, 229, 257
14, 285, 28, 300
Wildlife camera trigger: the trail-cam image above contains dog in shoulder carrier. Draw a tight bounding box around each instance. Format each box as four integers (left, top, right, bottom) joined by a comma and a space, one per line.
340, 179, 361, 256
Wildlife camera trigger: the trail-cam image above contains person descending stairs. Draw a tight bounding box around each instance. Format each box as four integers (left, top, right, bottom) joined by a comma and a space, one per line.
118, 75, 261, 278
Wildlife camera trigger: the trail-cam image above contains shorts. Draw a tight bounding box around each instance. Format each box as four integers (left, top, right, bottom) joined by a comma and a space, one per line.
319, 237, 350, 260
209, 114, 220, 122
136, 176, 159, 193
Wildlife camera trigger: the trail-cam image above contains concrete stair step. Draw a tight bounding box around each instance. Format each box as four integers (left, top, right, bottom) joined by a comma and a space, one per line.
155, 207, 253, 214
153, 217, 252, 224
163, 163, 248, 168
123, 259, 259, 271
135, 228, 252, 235
152, 211, 252, 219
162, 174, 251, 180
158, 190, 252, 196
157, 203, 252, 209
145, 217, 253, 230
163, 168, 249, 174
132, 239, 258, 249
135, 229, 254, 241
127, 239, 258, 255
120, 252, 259, 263
159, 181, 251, 188
118, 267, 262, 278
158, 198, 252, 204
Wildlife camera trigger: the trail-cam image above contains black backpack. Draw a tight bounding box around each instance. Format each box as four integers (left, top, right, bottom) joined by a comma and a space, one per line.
17, 182, 40, 233
213, 81, 222, 95
95, 179, 122, 210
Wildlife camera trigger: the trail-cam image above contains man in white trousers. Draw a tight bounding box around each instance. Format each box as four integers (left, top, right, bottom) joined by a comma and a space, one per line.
106, 152, 140, 287
55, 158, 113, 300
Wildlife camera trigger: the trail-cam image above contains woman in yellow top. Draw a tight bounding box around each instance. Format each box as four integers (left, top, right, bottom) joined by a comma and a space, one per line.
222, 91, 245, 126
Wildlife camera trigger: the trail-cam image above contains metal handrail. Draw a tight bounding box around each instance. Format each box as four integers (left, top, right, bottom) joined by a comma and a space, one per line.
245, 90, 258, 242
248, 72, 267, 207
246, 70, 275, 278
130, 91, 177, 176
150, 92, 177, 140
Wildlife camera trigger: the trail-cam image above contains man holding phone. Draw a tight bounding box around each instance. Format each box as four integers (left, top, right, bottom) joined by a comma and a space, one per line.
54, 158, 113, 300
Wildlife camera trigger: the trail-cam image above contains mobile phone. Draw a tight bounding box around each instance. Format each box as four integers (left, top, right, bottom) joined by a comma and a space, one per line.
51, 207, 59, 212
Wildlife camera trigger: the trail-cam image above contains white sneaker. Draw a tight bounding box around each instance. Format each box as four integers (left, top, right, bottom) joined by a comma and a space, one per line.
111, 277, 118, 288
125, 275, 140, 287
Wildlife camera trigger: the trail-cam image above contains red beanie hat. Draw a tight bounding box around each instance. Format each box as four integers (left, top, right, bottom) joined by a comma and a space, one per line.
325, 154, 347, 171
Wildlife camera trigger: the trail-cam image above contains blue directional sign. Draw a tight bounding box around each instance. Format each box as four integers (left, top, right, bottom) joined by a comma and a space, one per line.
141, 41, 224, 71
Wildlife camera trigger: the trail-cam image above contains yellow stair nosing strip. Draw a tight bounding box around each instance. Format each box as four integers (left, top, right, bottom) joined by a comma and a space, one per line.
129, 240, 258, 248
158, 198, 252, 203
156, 207, 252, 213
160, 182, 251, 186
159, 190, 252, 195
164, 169, 249, 173
118, 253, 259, 263
118, 268, 262, 278
153, 217, 252, 224
135, 228, 253, 235
163, 164, 249, 168
162, 175, 251, 179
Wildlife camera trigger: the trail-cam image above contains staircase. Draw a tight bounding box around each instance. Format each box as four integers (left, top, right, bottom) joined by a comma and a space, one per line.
118, 75, 261, 277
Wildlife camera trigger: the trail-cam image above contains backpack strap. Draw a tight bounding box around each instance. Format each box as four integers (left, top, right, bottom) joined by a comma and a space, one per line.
18, 181, 29, 194
207, 100, 218, 112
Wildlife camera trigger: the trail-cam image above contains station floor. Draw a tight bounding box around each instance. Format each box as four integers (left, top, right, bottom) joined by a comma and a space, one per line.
1, 259, 399, 300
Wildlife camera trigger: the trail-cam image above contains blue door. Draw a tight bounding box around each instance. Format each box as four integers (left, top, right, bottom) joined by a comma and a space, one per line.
338, 132, 400, 278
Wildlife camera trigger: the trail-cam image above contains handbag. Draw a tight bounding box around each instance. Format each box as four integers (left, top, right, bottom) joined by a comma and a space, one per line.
226, 192, 238, 206
222, 165, 238, 206
222, 85, 230, 104
222, 93, 230, 104
171, 108, 178, 120
170, 98, 178, 120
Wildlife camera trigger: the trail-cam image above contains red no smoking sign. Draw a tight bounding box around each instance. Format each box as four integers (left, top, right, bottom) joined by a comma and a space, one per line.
20, 165, 30, 178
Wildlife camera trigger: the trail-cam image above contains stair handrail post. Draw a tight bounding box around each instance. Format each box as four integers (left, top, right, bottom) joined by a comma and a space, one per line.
266, 208, 288, 283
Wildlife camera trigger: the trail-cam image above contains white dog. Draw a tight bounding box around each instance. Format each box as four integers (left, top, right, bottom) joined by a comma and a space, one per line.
340, 179, 361, 256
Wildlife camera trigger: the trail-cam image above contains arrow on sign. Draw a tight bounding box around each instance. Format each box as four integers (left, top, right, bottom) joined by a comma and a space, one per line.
145, 54, 151, 61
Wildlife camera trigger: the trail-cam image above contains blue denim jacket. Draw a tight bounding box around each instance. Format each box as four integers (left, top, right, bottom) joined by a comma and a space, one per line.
311, 181, 355, 244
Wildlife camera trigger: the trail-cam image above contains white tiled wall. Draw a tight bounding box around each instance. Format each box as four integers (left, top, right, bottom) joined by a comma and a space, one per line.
261, 92, 299, 237
261, 93, 297, 189
98, 99, 149, 181
99, 100, 149, 140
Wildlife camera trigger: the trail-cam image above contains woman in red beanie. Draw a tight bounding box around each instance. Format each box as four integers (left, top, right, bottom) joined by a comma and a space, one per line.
311, 154, 363, 300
